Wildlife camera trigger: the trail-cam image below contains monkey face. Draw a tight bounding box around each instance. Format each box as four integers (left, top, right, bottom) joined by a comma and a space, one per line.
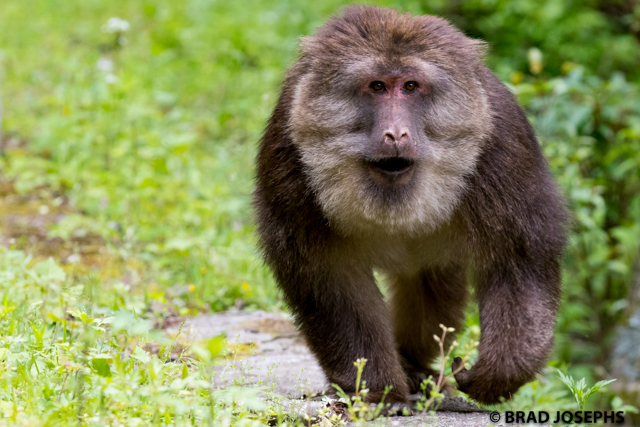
288, 12, 493, 235
358, 72, 426, 187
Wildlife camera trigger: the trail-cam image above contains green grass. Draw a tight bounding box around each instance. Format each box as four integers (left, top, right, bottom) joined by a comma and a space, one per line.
1, 0, 638, 425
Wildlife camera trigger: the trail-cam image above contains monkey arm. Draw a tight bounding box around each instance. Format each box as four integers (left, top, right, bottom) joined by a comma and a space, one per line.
256, 206, 412, 404
453, 260, 561, 405
273, 257, 411, 404
450, 70, 567, 404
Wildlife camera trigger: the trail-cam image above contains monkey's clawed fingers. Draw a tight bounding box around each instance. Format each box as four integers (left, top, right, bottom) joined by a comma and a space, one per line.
452, 357, 473, 393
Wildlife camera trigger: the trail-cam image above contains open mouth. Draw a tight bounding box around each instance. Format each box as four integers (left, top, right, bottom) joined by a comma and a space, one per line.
365, 157, 415, 176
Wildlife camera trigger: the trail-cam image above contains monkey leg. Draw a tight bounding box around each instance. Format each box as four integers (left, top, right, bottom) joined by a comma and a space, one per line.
277, 261, 410, 404
453, 263, 560, 405
390, 267, 468, 394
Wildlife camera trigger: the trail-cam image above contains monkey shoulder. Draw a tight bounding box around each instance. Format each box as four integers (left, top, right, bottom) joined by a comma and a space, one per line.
457, 70, 568, 259
254, 109, 336, 269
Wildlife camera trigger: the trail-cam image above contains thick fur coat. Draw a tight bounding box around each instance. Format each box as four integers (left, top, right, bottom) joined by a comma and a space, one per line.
254, 6, 567, 405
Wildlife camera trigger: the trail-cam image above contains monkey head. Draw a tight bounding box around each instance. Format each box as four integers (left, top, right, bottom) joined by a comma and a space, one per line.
288, 8, 494, 235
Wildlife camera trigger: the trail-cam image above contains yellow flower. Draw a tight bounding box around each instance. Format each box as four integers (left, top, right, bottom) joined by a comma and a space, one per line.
241, 282, 250, 290
188, 284, 196, 292
511, 71, 524, 86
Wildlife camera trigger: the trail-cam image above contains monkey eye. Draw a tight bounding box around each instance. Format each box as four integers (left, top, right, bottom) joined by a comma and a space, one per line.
404, 81, 418, 92
370, 81, 386, 92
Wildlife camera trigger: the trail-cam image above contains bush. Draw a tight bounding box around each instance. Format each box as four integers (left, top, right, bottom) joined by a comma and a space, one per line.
515, 69, 640, 373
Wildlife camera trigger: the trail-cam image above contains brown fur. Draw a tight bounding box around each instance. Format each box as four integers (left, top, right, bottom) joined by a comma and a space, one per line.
254, 6, 567, 406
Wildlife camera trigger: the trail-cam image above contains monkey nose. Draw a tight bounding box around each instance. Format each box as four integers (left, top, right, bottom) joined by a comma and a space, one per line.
384, 129, 409, 146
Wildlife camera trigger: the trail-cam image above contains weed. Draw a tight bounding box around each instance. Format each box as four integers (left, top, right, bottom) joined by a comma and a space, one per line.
415, 324, 478, 414
556, 369, 616, 411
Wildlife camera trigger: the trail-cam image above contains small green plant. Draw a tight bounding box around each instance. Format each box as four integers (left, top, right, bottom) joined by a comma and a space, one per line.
415, 324, 478, 414
331, 358, 399, 424
556, 370, 616, 411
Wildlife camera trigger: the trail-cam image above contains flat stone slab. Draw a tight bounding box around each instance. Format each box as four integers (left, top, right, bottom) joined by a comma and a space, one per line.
169, 310, 325, 397
167, 310, 547, 426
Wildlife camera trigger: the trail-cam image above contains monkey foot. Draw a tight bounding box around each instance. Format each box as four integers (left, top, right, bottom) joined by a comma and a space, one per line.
452, 357, 521, 405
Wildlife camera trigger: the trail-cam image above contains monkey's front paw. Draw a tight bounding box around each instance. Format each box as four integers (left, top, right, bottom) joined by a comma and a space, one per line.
451, 357, 522, 405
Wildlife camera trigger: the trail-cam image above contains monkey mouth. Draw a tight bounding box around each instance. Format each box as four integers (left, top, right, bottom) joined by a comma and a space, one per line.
364, 157, 415, 185
366, 157, 414, 175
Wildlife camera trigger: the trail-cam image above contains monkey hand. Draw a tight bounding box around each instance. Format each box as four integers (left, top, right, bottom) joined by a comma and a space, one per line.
452, 357, 521, 405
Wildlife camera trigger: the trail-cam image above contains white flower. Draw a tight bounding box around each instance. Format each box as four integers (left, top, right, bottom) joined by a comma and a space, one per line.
96, 58, 114, 72
67, 254, 81, 264
105, 74, 119, 84
102, 17, 130, 33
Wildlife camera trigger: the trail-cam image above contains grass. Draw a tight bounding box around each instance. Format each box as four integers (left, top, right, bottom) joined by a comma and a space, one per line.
0, 0, 632, 425
1, 0, 291, 314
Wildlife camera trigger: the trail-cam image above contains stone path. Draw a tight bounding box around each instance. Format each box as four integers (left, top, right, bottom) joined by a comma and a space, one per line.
167, 310, 547, 426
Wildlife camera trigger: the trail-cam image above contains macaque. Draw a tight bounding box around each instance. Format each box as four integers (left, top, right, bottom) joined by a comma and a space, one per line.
254, 5, 567, 406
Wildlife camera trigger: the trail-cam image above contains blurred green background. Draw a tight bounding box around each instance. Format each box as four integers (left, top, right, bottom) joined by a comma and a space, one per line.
0, 0, 639, 425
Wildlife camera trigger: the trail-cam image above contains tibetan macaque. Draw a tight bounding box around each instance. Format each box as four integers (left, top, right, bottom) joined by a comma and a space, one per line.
254, 5, 567, 406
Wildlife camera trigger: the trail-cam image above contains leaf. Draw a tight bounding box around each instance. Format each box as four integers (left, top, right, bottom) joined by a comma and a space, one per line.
79, 312, 94, 324
110, 311, 153, 336
32, 258, 66, 286
30, 323, 45, 349
584, 379, 616, 399
131, 349, 151, 364
47, 313, 64, 323
556, 369, 574, 390
607, 260, 629, 275
91, 358, 112, 377
610, 396, 638, 413
205, 335, 227, 359
181, 363, 189, 379
164, 237, 196, 252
